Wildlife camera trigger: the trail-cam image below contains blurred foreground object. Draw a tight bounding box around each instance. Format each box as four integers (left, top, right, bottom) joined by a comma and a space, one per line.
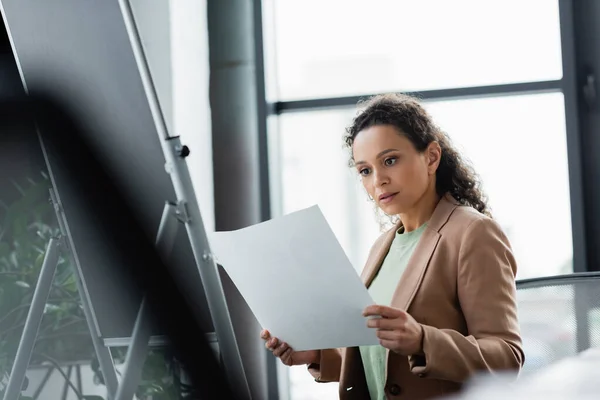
0, 0, 250, 398
444, 348, 600, 400
0, 90, 240, 399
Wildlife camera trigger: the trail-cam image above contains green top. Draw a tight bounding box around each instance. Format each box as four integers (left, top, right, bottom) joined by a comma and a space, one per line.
359, 223, 427, 400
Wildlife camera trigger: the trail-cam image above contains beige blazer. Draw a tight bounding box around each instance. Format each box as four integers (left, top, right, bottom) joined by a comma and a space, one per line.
308, 194, 524, 399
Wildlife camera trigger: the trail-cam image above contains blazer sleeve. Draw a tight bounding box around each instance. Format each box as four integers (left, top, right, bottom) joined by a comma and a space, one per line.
408, 217, 525, 382
307, 349, 342, 382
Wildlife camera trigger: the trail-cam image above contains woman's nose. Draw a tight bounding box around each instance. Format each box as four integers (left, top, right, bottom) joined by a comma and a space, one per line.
372, 168, 389, 186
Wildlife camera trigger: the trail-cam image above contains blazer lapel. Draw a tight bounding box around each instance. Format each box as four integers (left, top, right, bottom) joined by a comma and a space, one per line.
360, 225, 399, 287
359, 194, 460, 300
389, 193, 460, 311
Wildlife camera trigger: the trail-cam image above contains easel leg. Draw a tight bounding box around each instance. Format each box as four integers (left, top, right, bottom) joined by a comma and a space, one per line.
2, 238, 61, 400
113, 297, 152, 400
49, 188, 119, 399
75, 274, 120, 399
114, 202, 179, 400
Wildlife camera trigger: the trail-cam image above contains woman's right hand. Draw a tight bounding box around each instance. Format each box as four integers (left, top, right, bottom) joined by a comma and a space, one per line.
260, 329, 319, 366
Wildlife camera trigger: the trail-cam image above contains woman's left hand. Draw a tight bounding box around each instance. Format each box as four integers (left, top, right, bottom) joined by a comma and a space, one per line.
363, 305, 424, 356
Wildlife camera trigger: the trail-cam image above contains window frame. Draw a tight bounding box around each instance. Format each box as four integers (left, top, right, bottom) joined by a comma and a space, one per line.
254, 0, 589, 399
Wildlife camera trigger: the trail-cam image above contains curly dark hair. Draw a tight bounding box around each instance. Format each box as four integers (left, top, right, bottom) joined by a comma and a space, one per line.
344, 93, 490, 217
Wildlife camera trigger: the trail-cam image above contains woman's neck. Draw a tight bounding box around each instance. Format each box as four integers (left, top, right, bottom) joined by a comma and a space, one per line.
399, 189, 440, 232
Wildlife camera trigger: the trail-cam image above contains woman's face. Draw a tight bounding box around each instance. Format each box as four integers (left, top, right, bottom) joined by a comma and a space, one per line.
352, 124, 440, 215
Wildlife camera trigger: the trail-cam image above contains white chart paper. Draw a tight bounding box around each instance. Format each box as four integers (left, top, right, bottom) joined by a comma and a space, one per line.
207, 205, 379, 351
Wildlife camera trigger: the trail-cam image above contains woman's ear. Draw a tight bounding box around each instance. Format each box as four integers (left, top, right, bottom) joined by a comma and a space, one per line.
426, 142, 442, 175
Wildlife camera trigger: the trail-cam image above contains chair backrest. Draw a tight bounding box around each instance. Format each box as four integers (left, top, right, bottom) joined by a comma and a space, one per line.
515, 272, 600, 374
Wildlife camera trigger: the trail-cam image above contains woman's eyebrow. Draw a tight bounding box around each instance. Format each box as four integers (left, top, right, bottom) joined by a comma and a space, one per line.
354, 148, 398, 166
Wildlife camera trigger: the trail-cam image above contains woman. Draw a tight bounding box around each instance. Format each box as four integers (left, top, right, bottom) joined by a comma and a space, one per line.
261, 93, 524, 399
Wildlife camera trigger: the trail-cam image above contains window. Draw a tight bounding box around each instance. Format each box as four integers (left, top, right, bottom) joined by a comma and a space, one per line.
268, 109, 379, 273
425, 93, 572, 278
262, 0, 575, 399
270, 92, 572, 279
265, 0, 562, 101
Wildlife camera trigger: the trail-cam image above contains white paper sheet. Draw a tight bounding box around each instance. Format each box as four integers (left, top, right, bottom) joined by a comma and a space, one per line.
207, 205, 379, 351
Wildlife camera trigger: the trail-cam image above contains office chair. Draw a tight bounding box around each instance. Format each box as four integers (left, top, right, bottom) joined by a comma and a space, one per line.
515, 272, 600, 374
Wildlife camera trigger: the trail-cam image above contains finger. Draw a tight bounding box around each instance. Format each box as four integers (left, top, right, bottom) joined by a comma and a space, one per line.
273, 342, 290, 358
280, 347, 294, 365
363, 305, 405, 319
265, 337, 279, 350
260, 330, 270, 340
367, 317, 403, 330
376, 330, 403, 341
378, 339, 399, 351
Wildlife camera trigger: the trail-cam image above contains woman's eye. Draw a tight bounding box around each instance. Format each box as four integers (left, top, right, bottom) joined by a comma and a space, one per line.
359, 168, 370, 176
384, 157, 397, 166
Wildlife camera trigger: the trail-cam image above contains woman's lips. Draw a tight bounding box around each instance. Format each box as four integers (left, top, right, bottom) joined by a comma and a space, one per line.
378, 193, 398, 204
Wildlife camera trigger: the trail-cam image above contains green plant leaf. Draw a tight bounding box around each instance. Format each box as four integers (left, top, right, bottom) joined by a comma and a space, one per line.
14, 281, 30, 289
83, 396, 104, 400
34, 253, 44, 270
9, 252, 18, 268
0, 242, 9, 258
43, 303, 61, 313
